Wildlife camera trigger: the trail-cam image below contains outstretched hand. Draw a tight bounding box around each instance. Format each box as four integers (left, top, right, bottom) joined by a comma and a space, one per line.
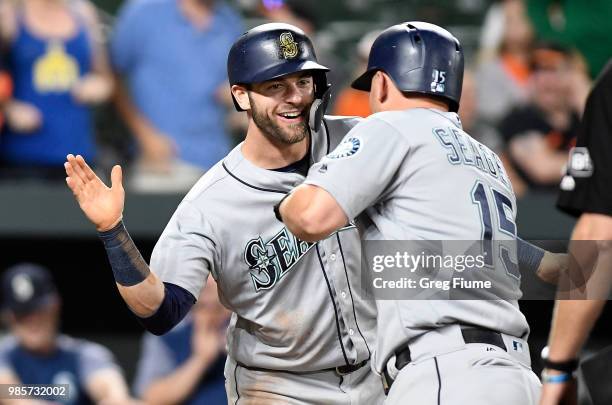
64, 154, 125, 231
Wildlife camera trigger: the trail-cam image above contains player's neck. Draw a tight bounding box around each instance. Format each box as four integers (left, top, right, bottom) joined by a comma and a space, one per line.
242, 125, 309, 169
377, 97, 450, 113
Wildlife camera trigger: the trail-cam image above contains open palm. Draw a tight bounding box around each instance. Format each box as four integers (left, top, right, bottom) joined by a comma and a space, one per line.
65, 154, 125, 231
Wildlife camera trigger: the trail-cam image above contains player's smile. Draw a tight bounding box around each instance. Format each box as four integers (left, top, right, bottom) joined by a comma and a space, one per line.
276, 109, 305, 124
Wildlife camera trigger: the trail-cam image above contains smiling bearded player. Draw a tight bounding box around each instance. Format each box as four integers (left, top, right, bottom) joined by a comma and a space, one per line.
64, 23, 384, 404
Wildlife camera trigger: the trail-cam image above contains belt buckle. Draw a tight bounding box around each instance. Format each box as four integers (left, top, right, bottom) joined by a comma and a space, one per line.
334, 360, 364, 376
335, 365, 351, 376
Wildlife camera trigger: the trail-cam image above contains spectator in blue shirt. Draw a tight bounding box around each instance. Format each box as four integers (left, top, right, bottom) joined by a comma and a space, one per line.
111, 0, 243, 191
132, 277, 230, 405
0, 0, 113, 180
0, 263, 135, 405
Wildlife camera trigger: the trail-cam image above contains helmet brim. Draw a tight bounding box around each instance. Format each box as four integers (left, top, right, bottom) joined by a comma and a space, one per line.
351, 69, 377, 91
249, 60, 329, 84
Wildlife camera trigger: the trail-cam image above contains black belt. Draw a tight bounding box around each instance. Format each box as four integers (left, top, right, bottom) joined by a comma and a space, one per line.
238, 360, 367, 377
383, 328, 507, 394
334, 360, 368, 376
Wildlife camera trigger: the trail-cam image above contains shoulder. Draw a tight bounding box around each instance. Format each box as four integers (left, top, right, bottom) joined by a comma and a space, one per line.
214, 3, 242, 25
341, 111, 405, 139
182, 159, 234, 204
0, 0, 17, 43
0, 335, 18, 357
324, 115, 363, 131
323, 115, 364, 146
168, 156, 239, 226
365, 108, 440, 131
115, 0, 166, 21
72, 0, 99, 26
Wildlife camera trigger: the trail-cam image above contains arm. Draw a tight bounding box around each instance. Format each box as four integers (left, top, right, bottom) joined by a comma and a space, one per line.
540, 213, 612, 405
0, 371, 47, 405
109, 0, 175, 167
509, 132, 568, 184
113, 78, 175, 166
71, 0, 113, 105
65, 155, 200, 333
279, 184, 348, 242
141, 326, 221, 405
86, 369, 133, 405
546, 213, 612, 360
280, 118, 410, 241
138, 279, 228, 405
64, 154, 164, 316
516, 238, 569, 284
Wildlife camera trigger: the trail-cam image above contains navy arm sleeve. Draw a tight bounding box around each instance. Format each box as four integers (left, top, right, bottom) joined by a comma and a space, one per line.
136, 283, 196, 336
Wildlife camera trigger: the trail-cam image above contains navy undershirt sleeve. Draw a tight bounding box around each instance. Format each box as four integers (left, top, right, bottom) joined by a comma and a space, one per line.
517, 238, 545, 274
136, 282, 196, 336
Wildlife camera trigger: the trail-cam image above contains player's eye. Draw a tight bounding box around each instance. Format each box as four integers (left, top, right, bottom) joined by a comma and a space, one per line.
267, 83, 283, 91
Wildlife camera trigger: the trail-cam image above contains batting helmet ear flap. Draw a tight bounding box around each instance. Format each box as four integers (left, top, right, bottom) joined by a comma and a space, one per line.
309, 87, 331, 133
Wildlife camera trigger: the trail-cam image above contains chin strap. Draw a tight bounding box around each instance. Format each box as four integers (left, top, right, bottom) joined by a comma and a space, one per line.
309, 88, 331, 133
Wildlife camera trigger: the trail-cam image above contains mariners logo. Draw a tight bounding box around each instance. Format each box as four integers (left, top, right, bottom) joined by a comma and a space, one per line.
244, 227, 315, 291
279, 32, 299, 59
328, 136, 361, 159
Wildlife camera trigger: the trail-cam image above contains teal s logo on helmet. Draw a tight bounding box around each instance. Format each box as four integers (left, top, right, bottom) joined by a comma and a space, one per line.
279, 32, 299, 59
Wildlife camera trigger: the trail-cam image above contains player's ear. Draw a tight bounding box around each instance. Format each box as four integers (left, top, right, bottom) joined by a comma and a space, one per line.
371, 71, 388, 105
231, 85, 251, 110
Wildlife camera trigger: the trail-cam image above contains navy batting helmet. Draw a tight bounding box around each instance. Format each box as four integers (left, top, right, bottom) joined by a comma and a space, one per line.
352, 22, 464, 112
227, 23, 330, 112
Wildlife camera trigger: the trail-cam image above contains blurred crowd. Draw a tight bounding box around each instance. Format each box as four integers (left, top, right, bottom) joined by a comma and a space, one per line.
0, 0, 610, 196
1, 263, 230, 404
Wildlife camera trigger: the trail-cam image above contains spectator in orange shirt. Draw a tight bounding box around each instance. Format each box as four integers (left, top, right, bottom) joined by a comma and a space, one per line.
333, 30, 380, 118
476, 0, 533, 126
498, 43, 581, 196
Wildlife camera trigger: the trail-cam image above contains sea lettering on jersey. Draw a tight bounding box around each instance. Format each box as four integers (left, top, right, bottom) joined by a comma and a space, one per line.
433, 126, 511, 191
243, 227, 316, 292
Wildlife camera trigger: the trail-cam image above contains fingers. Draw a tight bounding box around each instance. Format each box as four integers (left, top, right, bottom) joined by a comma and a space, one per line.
76, 154, 97, 181
110, 165, 123, 190
64, 156, 84, 192
65, 174, 81, 196
66, 154, 88, 185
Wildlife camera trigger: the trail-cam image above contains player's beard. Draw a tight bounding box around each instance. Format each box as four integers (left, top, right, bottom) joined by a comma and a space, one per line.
249, 94, 310, 145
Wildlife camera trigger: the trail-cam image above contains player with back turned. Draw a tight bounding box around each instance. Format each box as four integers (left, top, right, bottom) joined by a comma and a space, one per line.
279, 22, 543, 404
64, 23, 385, 404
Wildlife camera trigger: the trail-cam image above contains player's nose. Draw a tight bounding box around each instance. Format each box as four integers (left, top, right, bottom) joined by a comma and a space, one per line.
283, 83, 306, 105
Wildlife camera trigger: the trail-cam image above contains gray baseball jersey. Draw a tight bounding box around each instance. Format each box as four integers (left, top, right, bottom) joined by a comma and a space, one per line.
150, 116, 375, 372
304, 108, 530, 373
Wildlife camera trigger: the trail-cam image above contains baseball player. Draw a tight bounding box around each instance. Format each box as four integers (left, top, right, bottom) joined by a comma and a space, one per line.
65, 23, 384, 404
278, 22, 542, 404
